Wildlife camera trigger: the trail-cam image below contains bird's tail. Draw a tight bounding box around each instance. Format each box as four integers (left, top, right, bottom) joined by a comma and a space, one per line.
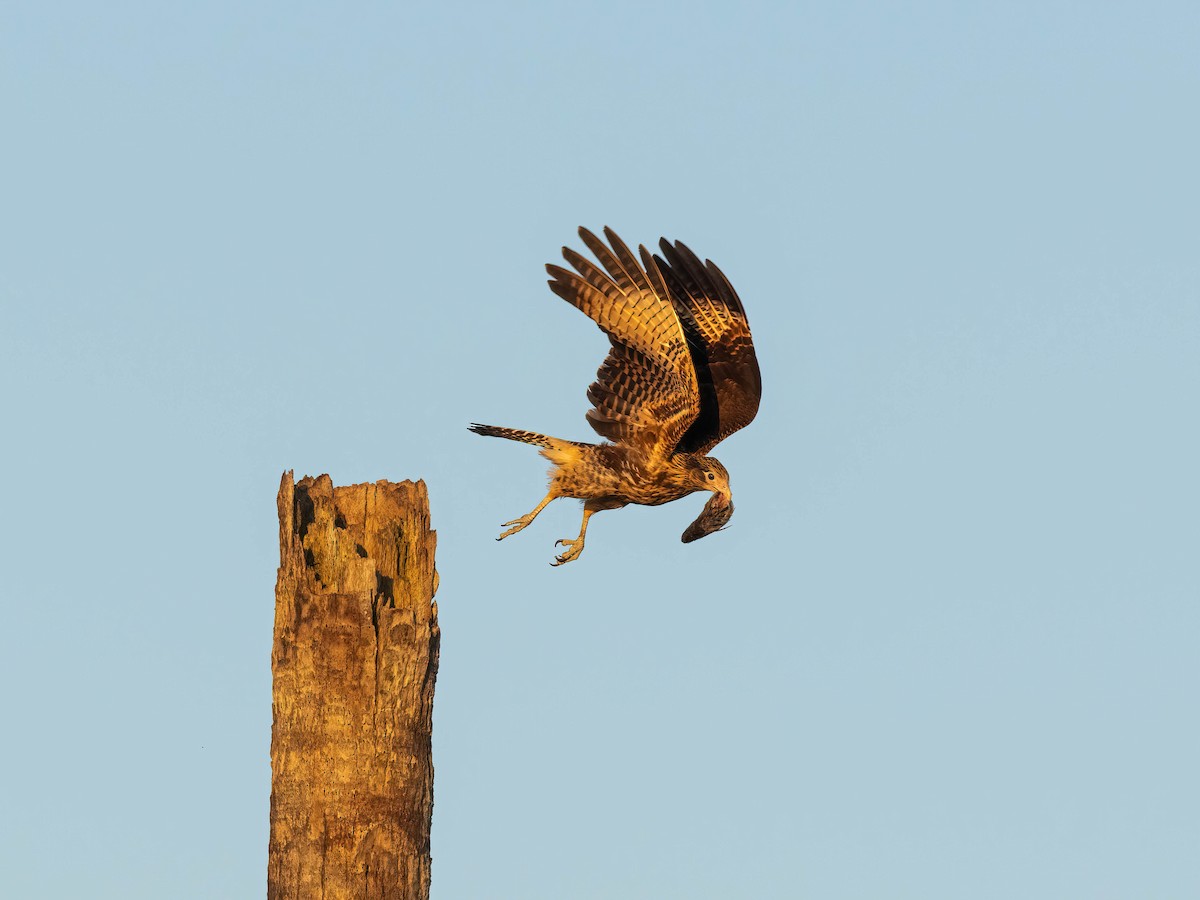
468, 423, 556, 448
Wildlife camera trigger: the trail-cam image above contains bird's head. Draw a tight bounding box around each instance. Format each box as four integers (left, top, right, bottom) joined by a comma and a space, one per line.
680, 456, 734, 543
690, 456, 731, 498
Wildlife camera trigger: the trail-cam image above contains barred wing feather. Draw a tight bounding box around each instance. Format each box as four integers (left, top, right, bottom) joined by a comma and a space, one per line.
546, 227, 701, 461
654, 238, 761, 455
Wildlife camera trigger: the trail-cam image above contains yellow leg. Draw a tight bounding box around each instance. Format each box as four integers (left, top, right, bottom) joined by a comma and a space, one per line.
497, 493, 555, 541
551, 505, 596, 566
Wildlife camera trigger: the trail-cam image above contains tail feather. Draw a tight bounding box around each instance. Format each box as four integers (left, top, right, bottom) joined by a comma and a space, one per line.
468, 423, 554, 448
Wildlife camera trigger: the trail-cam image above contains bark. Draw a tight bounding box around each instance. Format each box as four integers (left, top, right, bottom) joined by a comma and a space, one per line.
270, 471, 440, 900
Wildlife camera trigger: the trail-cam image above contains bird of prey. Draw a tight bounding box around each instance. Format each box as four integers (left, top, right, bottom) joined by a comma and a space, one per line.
470, 226, 761, 566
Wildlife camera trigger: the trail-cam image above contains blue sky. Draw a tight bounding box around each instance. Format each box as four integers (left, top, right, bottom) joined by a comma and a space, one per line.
3, 2, 1198, 897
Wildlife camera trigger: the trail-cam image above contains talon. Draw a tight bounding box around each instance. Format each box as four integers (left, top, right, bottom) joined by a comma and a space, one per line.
550, 536, 584, 565
497, 512, 540, 541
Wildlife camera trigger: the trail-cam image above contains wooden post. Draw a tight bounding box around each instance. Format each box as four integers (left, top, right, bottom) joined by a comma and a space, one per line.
270, 472, 440, 900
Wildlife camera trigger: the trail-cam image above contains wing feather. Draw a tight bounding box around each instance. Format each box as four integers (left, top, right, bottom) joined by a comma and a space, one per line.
577, 227, 640, 295
655, 239, 761, 454
547, 227, 700, 459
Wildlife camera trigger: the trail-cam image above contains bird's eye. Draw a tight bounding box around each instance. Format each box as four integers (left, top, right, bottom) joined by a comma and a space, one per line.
707, 472, 715, 481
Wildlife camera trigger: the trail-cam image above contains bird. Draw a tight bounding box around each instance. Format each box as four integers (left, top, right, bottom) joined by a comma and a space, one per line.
470, 226, 761, 566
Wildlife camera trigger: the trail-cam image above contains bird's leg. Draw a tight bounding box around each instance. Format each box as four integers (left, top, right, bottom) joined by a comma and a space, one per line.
497, 492, 555, 541
551, 505, 597, 566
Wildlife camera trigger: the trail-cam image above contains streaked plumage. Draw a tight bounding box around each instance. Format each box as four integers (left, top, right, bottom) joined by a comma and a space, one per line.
471, 226, 761, 565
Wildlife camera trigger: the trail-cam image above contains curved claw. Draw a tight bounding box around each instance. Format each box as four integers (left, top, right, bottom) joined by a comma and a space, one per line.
550, 537, 583, 566
497, 515, 537, 541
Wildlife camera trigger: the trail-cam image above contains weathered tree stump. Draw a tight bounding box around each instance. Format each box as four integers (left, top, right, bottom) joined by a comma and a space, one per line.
270, 472, 440, 900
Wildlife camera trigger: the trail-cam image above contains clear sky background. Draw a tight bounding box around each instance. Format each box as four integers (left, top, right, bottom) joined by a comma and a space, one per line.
3, 2, 1198, 897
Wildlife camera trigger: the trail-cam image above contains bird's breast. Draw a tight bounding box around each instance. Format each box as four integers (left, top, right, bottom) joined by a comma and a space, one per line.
551, 446, 697, 507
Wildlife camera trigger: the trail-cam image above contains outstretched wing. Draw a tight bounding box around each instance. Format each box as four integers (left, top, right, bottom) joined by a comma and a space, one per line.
654, 239, 761, 455
546, 227, 700, 461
